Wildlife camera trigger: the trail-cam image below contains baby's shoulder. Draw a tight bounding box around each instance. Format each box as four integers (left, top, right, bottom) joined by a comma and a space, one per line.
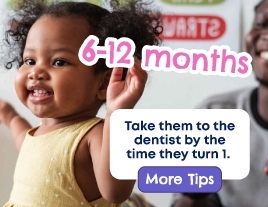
75, 121, 104, 161
84, 121, 104, 144
77, 119, 104, 151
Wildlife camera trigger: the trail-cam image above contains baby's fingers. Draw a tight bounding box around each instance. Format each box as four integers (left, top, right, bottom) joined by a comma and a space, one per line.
265, 156, 268, 176
265, 166, 268, 176
110, 67, 123, 84
0, 99, 4, 110
130, 58, 147, 83
0, 98, 7, 109
0, 100, 3, 124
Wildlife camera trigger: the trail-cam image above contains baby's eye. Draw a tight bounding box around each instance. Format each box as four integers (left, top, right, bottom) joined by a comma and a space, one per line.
54, 60, 68, 67
25, 59, 36, 65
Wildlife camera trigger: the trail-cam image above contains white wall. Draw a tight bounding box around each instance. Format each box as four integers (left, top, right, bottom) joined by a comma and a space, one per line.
0, 0, 260, 206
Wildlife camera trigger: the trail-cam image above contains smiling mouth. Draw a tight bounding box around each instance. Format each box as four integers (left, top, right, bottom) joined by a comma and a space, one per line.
28, 90, 54, 102
30, 89, 54, 95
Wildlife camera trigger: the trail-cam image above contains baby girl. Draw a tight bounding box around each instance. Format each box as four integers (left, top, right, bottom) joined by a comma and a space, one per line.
0, 0, 162, 206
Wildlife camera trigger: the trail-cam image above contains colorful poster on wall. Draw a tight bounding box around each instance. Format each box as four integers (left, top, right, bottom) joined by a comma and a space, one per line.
156, 0, 240, 52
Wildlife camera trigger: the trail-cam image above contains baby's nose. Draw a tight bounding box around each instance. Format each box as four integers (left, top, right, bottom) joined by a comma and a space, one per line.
27, 68, 49, 80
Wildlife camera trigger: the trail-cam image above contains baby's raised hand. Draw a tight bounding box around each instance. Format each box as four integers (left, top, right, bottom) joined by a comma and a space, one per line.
0, 99, 18, 127
265, 156, 268, 176
106, 58, 147, 115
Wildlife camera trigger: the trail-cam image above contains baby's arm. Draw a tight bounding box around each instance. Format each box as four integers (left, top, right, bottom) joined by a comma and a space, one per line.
89, 121, 135, 203
0, 99, 32, 152
265, 156, 268, 176
90, 58, 147, 203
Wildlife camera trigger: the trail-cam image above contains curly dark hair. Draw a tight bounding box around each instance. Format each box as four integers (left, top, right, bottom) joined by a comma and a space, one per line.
3, 0, 162, 74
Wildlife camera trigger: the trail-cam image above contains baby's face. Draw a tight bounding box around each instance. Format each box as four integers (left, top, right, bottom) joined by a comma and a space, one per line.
15, 16, 105, 118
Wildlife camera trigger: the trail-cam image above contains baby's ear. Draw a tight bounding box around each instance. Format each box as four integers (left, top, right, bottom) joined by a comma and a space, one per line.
97, 69, 112, 100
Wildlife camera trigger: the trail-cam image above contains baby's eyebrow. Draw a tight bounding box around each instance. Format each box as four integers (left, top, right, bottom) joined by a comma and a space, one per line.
50, 48, 77, 55
24, 48, 35, 53
24, 48, 76, 55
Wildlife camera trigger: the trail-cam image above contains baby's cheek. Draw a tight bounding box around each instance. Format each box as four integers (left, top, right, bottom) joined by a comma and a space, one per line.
53, 89, 82, 115
14, 71, 28, 106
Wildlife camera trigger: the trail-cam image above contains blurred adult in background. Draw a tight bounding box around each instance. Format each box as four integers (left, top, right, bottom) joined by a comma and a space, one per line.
172, 0, 268, 206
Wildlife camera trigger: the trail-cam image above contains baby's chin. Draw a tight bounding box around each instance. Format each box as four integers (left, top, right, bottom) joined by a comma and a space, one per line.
30, 109, 51, 118
27, 104, 54, 118
25, 100, 54, 118
29, 105, 71, 119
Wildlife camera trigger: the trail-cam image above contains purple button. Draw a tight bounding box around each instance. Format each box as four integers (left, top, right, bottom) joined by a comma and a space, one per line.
138, 166, 222, 193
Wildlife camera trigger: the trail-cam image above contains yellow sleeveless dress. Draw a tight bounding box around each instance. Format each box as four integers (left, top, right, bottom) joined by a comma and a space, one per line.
4, 117, 121, 207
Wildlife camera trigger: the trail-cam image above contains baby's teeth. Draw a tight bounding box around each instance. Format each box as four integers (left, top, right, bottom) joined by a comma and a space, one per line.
33, 90, 47, 94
